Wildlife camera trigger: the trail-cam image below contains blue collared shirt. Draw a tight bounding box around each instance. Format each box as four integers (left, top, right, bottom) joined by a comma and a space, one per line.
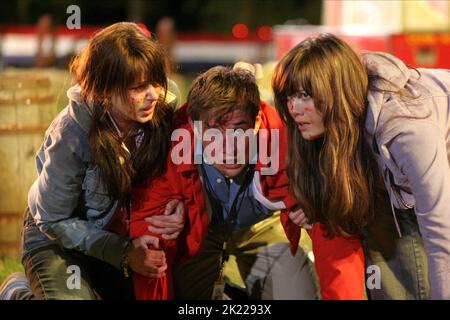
202, 163, 272, 230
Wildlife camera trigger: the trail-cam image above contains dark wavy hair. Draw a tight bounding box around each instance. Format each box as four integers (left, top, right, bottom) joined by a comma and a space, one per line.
70, 22, 173, 202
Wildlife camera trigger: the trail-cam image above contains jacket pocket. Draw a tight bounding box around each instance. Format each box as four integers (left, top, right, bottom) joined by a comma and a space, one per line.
384, 166, 414, 210
82, 167, 113, 215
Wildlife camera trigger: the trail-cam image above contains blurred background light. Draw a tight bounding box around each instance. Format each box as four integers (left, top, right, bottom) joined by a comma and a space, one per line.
231, 23, 249, 39
257, 25, 272, 41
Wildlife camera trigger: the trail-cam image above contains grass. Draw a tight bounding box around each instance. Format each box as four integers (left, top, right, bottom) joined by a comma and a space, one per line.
0, 257, 23, 284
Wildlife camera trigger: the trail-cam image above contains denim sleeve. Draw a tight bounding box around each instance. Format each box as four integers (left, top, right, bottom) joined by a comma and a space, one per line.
389, 122, 450, 299
28, 122, 129, 269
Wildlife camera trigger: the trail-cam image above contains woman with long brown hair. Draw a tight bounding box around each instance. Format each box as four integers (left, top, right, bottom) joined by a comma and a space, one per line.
272, 33, 450, 299
0, 22, 183, 299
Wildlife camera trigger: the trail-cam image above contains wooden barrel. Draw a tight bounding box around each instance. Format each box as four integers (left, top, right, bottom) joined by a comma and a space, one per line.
0, 74, 56, 258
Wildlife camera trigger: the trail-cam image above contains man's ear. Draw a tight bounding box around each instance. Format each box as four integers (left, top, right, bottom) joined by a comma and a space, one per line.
253, 113, 262, 135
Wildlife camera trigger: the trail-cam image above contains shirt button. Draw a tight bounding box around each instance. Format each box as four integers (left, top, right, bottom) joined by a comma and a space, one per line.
229, 179, 234, 184
216, 178, 222, 184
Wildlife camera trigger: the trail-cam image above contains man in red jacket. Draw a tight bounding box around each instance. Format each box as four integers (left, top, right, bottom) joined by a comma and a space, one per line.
131, 66, 364, 300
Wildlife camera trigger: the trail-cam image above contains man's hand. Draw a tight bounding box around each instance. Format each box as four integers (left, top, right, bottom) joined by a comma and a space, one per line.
289, 208, 313, 229
128, 235, 167, 278
233, 61, 256, 74
233, 61, 263, 79
144, 199, 185, 240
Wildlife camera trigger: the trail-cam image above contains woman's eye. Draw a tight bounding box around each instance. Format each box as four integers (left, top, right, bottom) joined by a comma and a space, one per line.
289, 91, 310, 101
298, 92, 310, 99
131, 84, 147, 91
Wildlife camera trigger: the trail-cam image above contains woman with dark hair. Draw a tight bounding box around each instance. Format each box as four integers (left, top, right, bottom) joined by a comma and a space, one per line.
272, 33, 450, 299
0, 22, 183, 300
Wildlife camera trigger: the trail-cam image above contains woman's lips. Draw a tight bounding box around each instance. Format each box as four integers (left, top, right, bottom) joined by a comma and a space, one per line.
297, 121, 311, 131
139, 101, 156, 115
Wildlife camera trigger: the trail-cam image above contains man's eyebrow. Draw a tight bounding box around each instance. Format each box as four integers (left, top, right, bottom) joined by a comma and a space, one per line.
206, 119, 250, 127
229, 121, 249, 126
205, 120, 218, 127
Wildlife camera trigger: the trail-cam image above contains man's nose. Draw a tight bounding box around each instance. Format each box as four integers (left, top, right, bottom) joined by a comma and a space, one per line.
222, 134, 242, 159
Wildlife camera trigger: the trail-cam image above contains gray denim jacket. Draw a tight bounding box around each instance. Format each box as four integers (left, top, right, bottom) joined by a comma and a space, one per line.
23, 81, 179, 269
364, 52, 450, 299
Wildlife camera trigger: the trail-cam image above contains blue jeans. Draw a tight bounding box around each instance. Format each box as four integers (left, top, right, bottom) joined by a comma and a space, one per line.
22, 244, 134, 300
363, 206, 430, 300
21, 208, 133, 300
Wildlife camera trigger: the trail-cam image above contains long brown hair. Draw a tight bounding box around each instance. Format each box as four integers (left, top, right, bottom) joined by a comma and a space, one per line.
70, 22, 173, 201
272, 33, 386, 236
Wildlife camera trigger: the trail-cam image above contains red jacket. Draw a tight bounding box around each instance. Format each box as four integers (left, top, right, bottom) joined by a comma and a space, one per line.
130, 102, 365, 300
